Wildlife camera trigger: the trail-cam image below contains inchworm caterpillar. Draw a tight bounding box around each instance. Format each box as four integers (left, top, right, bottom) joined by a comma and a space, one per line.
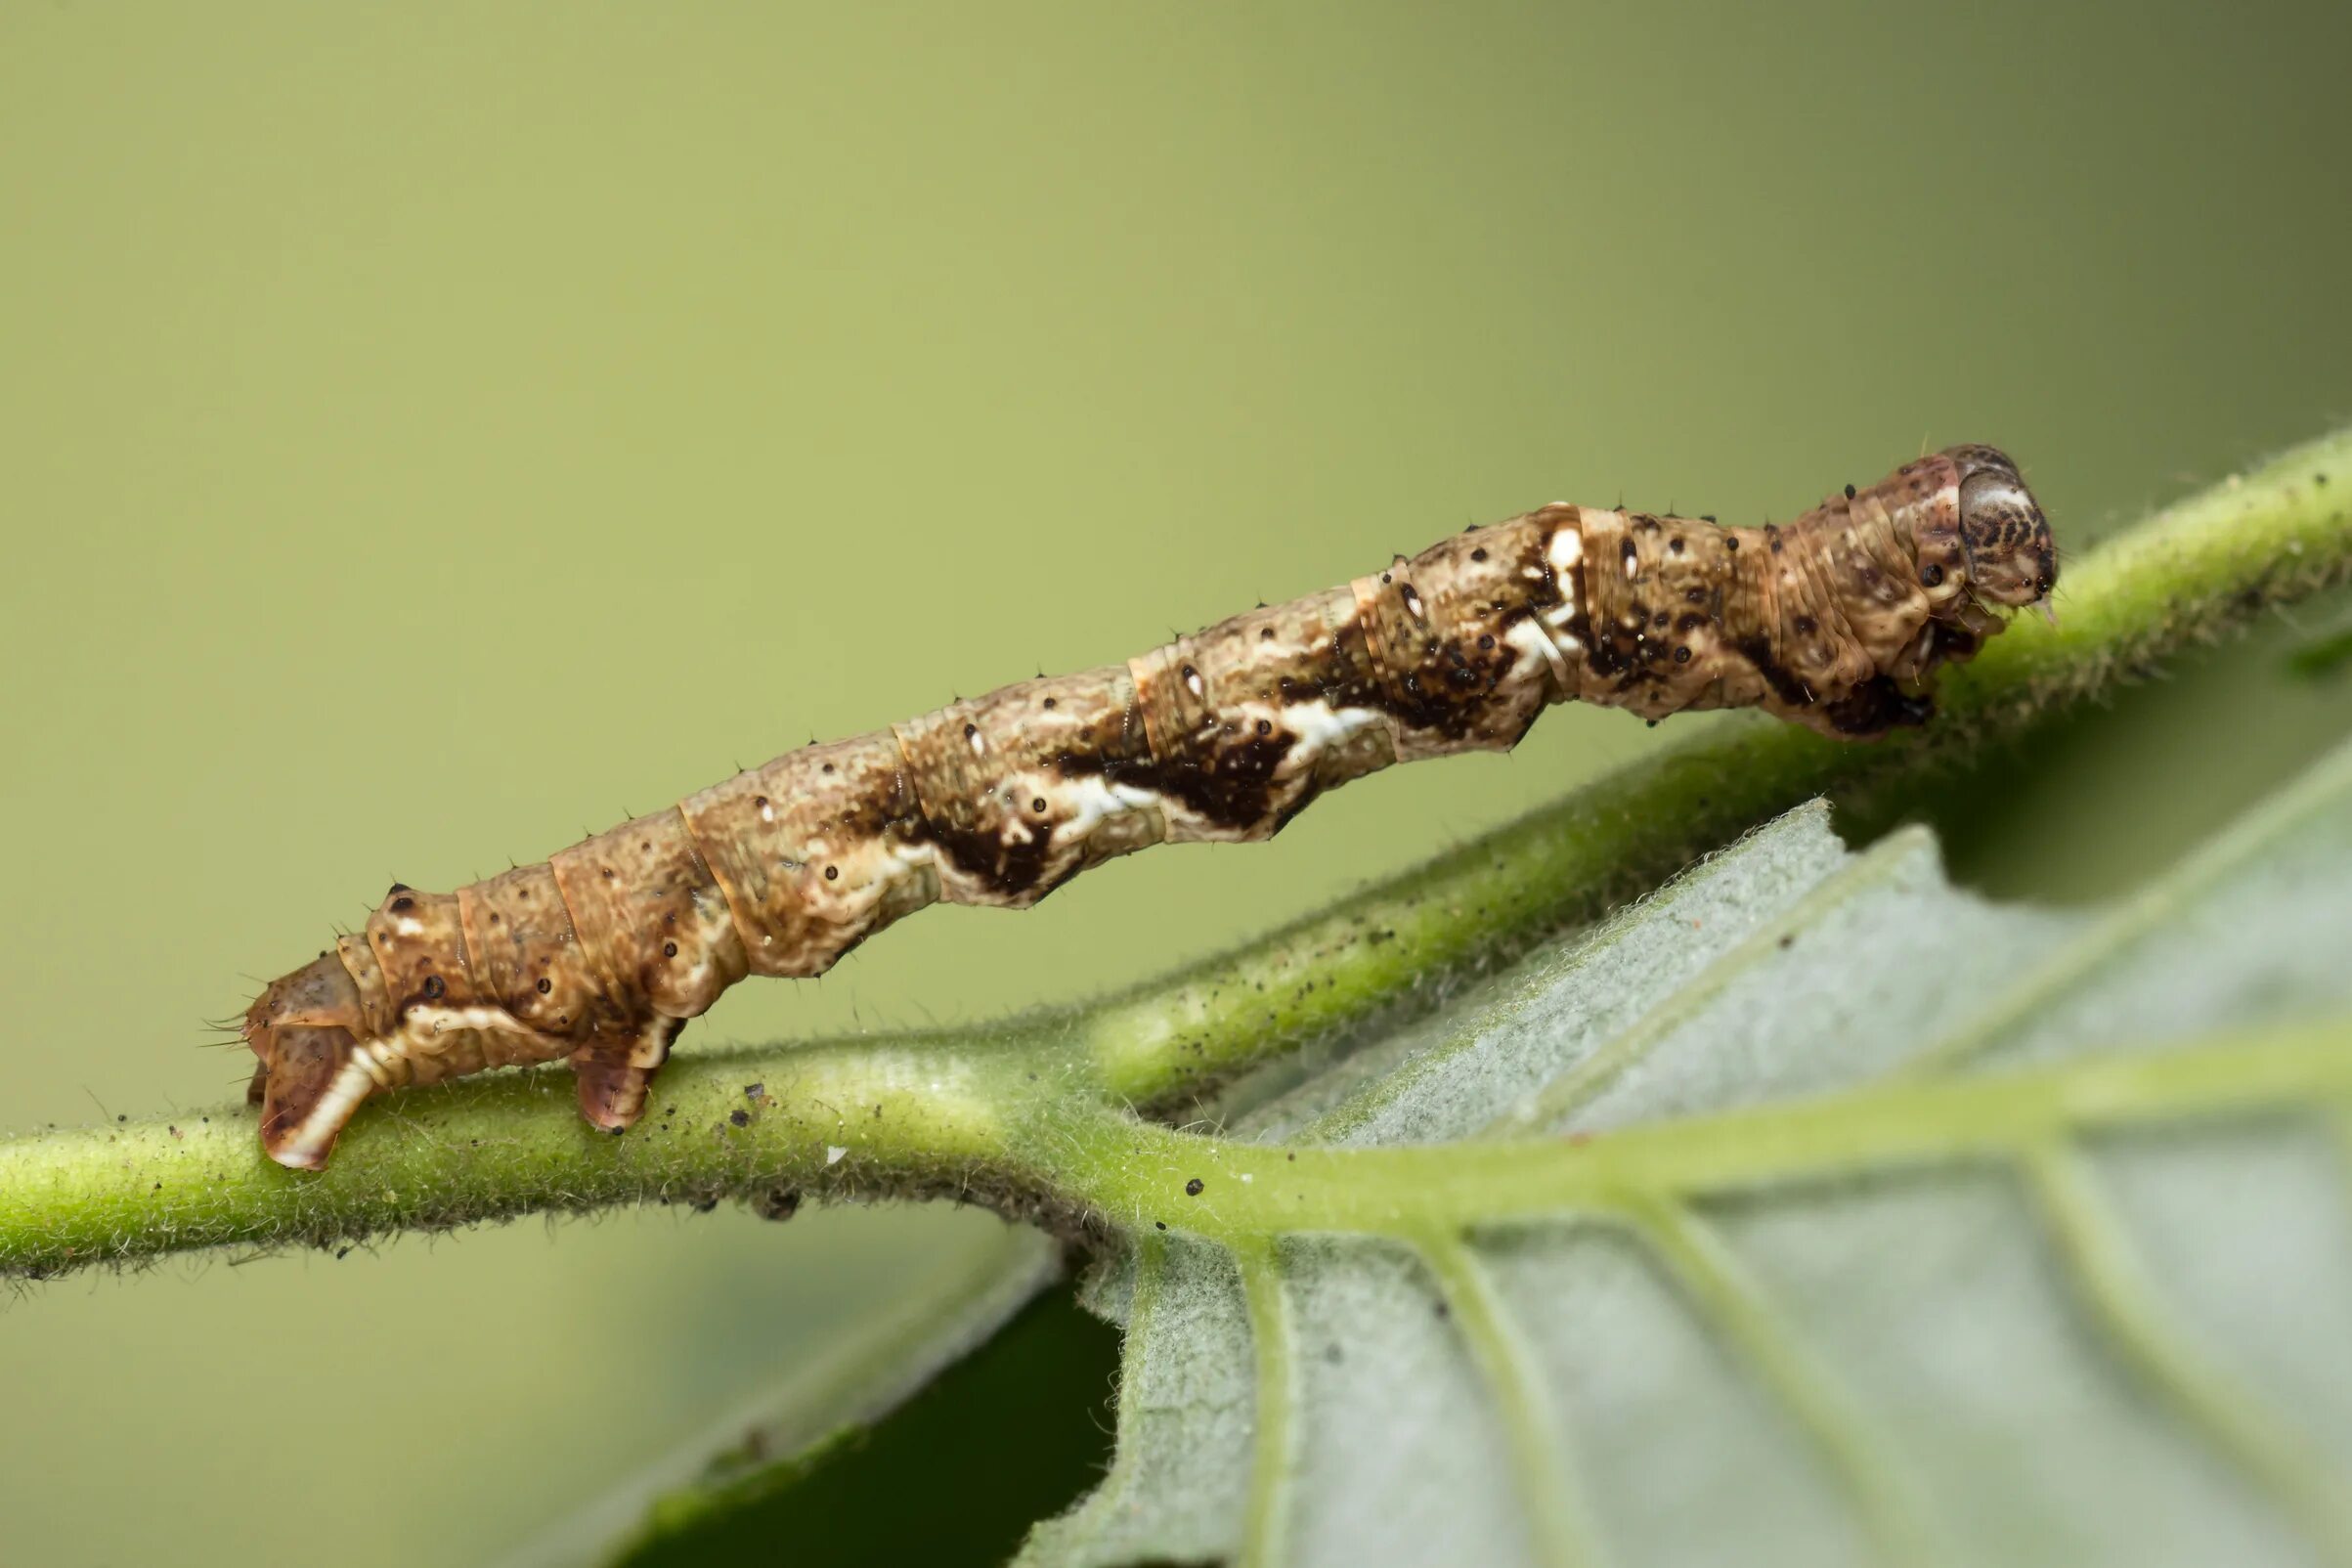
241, 446, 2054, 1168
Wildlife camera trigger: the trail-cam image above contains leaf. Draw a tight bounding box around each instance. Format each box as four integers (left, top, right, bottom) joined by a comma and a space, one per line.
1018, 737, 2352, 1568
498, 1226, 1072, 1568
596, 1242, 1120, 1568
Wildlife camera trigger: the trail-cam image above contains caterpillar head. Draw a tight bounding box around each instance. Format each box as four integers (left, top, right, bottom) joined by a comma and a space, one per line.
1945, 445, 2056, 616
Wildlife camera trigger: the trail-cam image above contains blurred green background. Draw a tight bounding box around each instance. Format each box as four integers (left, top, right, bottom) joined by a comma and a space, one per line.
4, 3, 2350, 1563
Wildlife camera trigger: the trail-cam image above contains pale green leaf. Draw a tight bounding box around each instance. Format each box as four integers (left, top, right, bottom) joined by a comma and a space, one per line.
1021, 739, 2352, 1568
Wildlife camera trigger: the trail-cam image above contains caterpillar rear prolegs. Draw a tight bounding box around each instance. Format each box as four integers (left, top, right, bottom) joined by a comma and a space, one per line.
244, 867, 717, 1168
242, 444, 2054, 1169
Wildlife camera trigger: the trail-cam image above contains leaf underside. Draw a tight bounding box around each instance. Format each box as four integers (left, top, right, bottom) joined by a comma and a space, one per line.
1020, 739, 2352, 1568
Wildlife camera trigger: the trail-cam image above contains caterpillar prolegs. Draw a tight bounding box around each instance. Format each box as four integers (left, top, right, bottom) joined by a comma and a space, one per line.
241, 446, 2055, 1168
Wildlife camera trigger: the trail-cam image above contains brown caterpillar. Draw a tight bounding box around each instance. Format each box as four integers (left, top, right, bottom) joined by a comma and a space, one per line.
241, 446, 2054, 1168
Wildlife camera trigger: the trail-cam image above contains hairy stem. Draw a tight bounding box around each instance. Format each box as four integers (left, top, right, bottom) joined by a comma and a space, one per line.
4, 430, 2349, 1280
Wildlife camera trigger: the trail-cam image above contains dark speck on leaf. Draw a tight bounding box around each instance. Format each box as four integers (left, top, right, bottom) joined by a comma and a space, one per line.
728, 1109, 750, 1127
1185, 1177, 1205, 1197
744, 1083, 764, 1099
1154, 1221, 1167, 1231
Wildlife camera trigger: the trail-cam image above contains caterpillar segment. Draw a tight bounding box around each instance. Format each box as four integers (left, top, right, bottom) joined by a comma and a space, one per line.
242, 445, 2055, 1168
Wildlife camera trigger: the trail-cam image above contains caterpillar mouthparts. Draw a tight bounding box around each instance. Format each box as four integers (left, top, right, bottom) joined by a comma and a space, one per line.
242, 444, 2051, 1169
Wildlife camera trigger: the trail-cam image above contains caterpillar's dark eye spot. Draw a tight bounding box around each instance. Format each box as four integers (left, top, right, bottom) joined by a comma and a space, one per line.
1256, 719, 1272, 735
821, 762, 835, 774
421, 975, 445, 1001
1668, 538, 1684, 554
1674, 646, 1692, 663
824, 866, 839, 881
1845, 483, 1857, 500
389, 895, 414, 913
963, 722, 978, 738
754, 796, 767, 809
1032, 797, 1048, 812
663, 941, 678, 958
1042, 696, 1057, 709
1477, 633, 1495, 649
1260, 627, 1277, 640
1921, 564, 1944, 587
537, 978, 552, 994
1723, 536, 1739, 551
1795, 616, 1816, 635
1470, 546, 1487, 561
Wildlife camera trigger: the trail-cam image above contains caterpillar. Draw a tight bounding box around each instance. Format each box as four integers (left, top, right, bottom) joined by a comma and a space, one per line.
241, 445, 2054, 1169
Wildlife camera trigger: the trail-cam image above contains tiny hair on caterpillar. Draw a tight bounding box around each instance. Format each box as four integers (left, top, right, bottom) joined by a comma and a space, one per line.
241, 445, 2054, 1168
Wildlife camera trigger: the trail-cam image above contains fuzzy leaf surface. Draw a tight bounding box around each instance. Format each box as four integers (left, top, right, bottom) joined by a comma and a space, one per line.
1022, 742, 2352, 1568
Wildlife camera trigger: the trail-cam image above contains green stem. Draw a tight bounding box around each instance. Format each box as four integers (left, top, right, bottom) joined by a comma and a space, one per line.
1039, 1019, 2352, 1245
4, 430, 2349, 1280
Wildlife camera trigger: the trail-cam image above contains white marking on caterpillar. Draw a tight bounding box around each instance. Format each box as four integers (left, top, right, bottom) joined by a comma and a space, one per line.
280, 1056, 380, 1169
1506, 617, 1571, 682
1051, 775, 1165, 846
1542, 528, 1584, 631
1280, 699, 1385, 756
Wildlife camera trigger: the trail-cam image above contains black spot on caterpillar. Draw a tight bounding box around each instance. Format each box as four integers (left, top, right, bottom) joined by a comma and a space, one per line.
241, 446, 2054, 1168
